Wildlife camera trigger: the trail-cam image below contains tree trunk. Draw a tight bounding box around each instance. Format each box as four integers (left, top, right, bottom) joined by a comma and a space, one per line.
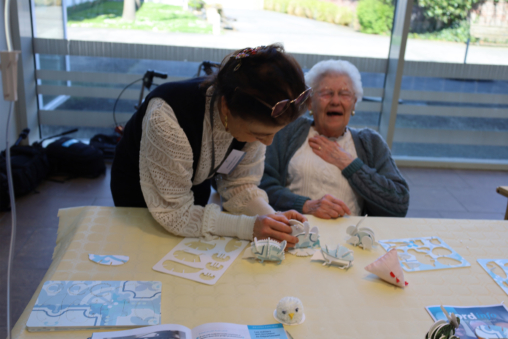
122, 0, 136, 21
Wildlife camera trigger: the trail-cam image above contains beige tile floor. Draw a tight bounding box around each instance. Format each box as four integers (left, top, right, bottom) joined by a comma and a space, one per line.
0, 164, 507, 337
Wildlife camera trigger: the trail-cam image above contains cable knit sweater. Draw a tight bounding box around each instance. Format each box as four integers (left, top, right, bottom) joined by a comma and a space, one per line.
260, 117, 410, 217
138, 89, 275, 241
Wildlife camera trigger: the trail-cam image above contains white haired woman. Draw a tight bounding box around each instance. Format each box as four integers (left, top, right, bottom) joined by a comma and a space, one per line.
260, 60, 409, 218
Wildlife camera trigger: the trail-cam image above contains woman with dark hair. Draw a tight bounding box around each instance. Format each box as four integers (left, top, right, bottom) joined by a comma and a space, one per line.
111, 45, 310, 246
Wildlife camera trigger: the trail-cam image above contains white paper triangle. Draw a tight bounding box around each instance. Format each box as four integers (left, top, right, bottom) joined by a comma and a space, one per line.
364, 249, 407, 288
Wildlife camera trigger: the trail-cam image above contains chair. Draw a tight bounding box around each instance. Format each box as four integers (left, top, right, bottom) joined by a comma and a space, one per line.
497, 186, 508, 220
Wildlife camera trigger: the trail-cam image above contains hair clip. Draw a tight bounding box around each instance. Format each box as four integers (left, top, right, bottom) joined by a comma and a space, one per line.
232, 46, 267, 71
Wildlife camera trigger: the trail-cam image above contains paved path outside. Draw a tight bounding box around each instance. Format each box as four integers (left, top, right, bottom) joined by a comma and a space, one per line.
56, 8, 508, 65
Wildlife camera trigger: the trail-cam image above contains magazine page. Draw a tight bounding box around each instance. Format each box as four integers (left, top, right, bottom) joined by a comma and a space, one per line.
426, 304, 508, 339
191, 323, 288, 339
90, 324, 192, 339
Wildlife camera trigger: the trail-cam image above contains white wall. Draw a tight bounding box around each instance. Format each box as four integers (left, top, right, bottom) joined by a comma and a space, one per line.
0, 1, 19, 148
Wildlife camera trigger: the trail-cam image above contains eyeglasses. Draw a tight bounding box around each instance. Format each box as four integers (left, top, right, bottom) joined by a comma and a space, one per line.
236, 87, 313, 118
316, 88, 355, 103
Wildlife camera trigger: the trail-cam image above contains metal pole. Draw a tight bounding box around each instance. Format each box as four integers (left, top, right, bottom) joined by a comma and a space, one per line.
464, 38, 470, 64
378, 0, 414, 148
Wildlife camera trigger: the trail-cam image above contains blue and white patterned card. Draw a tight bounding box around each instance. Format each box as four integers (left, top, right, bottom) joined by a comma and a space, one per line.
478, 259, 508, 295
26, 281, 161, 331
378, 236, 470, 272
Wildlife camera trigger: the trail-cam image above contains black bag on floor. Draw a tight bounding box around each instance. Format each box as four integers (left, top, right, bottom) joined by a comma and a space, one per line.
46, 137, 106, 178
90, 134, 119, 160
0, 129, 50, 211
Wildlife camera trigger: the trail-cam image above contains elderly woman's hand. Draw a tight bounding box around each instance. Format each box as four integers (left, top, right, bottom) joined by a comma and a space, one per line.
302, 194, 351, 219
309, 135, 354, 170
253, 214, 299, 248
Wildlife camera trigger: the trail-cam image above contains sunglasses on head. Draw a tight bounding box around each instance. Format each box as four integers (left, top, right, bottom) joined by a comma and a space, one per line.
236, 87, 312, 118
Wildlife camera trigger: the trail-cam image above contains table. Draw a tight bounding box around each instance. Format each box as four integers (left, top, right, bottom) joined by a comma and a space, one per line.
12, 206, 508, 338
497, 186, 508, 220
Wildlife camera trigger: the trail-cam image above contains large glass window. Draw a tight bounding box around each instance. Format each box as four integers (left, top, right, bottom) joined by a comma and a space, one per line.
391, 0, 508, 161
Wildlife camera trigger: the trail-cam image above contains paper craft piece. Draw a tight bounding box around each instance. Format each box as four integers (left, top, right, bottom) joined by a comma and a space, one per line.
475, 325, 508, 339
274, 297, 305, 326
287, 220, 320, 256
311, 244, 354, 269
346, 215, 375, 250
378, 236, 470, 272
243, 238, 286, 264
26, 281, 161, 331
365, 249, 407, 288
153, 237, 248, 285
478, 259, 508, 296
89, 254, 129, 266
425, 305, 460, 339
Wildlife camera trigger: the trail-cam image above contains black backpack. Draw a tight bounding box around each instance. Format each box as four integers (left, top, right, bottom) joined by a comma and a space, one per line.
0, 129, 50, 211
45, 137, 106, 178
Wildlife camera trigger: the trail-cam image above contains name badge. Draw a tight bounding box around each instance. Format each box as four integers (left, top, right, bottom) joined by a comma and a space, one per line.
217, 150, 246, 175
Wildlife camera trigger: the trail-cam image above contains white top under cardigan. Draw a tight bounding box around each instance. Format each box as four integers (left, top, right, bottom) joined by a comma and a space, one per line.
286, 126, 364, 216
139, 89, 275, 241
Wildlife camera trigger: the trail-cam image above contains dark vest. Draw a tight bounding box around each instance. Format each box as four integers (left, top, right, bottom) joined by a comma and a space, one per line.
111, 77, 245, 207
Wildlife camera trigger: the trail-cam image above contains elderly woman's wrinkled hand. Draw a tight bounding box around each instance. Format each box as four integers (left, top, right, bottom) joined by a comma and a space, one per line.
309, 135, 354, 170
253, 214, 299, 248
302, 194, 351, 219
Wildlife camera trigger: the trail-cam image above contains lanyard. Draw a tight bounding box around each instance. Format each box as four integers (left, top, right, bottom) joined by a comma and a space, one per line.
208, 90, 236, 178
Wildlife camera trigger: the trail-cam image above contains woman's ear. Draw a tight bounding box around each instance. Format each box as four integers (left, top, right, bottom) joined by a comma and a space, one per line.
220, 96, 230, 117
307, 97, 313, 111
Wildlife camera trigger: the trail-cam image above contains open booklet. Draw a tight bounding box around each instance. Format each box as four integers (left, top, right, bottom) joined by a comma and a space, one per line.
90, 323, 288, 339
426, 303, 508, 339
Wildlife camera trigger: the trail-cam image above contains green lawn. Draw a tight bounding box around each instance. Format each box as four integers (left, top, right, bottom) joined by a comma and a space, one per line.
67, 2, 212, 34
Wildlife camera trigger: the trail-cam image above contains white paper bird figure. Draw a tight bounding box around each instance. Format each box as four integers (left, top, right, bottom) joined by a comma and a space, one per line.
346, 215, 375, 250
273, 297, 305, 326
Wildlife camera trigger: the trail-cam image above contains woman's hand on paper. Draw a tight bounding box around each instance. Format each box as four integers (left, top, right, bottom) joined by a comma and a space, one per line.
253, 211, 305, 248
309, 135, 354, 170
302, 194, 351, 219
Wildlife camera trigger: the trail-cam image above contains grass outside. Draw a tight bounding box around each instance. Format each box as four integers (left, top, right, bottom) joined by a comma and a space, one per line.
67, 2, 212, 33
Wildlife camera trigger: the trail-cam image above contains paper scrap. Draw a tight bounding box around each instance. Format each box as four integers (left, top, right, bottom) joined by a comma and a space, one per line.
89, 254, 129, 266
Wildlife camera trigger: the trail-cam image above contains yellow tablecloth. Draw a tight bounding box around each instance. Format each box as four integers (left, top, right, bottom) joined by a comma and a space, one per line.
12, 206, 508, 338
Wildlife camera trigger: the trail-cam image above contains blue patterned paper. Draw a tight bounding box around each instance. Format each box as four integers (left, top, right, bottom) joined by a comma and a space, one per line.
478, 259, 508, 296
26, 281, 161, 331
89, 254, 129, 265
379, 236, 470, 272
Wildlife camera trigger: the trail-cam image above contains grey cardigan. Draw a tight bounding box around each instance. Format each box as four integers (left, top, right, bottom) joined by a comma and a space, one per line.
260, 117, 410, 217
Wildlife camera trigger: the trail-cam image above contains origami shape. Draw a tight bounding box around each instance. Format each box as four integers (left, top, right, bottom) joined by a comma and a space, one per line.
287, 220, 320, 256
365, 249, 408, 288
346, 215, 375, 250
426, 305, 460, 339
311, 244, 354, 269
250, 238, 287, 264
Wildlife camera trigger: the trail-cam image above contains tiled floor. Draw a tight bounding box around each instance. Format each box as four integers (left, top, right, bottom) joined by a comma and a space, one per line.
0, 165, 507, 337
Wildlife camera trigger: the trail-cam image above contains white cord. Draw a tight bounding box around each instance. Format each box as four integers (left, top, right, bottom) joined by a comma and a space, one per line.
4, 0, 12, 51
5, 101, 16, 339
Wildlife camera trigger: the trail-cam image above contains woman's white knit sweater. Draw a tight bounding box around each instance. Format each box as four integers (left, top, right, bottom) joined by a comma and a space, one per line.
139, 90, 275, 241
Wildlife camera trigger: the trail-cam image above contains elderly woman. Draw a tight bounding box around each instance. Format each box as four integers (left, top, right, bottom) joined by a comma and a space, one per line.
260, 59, 409, 218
